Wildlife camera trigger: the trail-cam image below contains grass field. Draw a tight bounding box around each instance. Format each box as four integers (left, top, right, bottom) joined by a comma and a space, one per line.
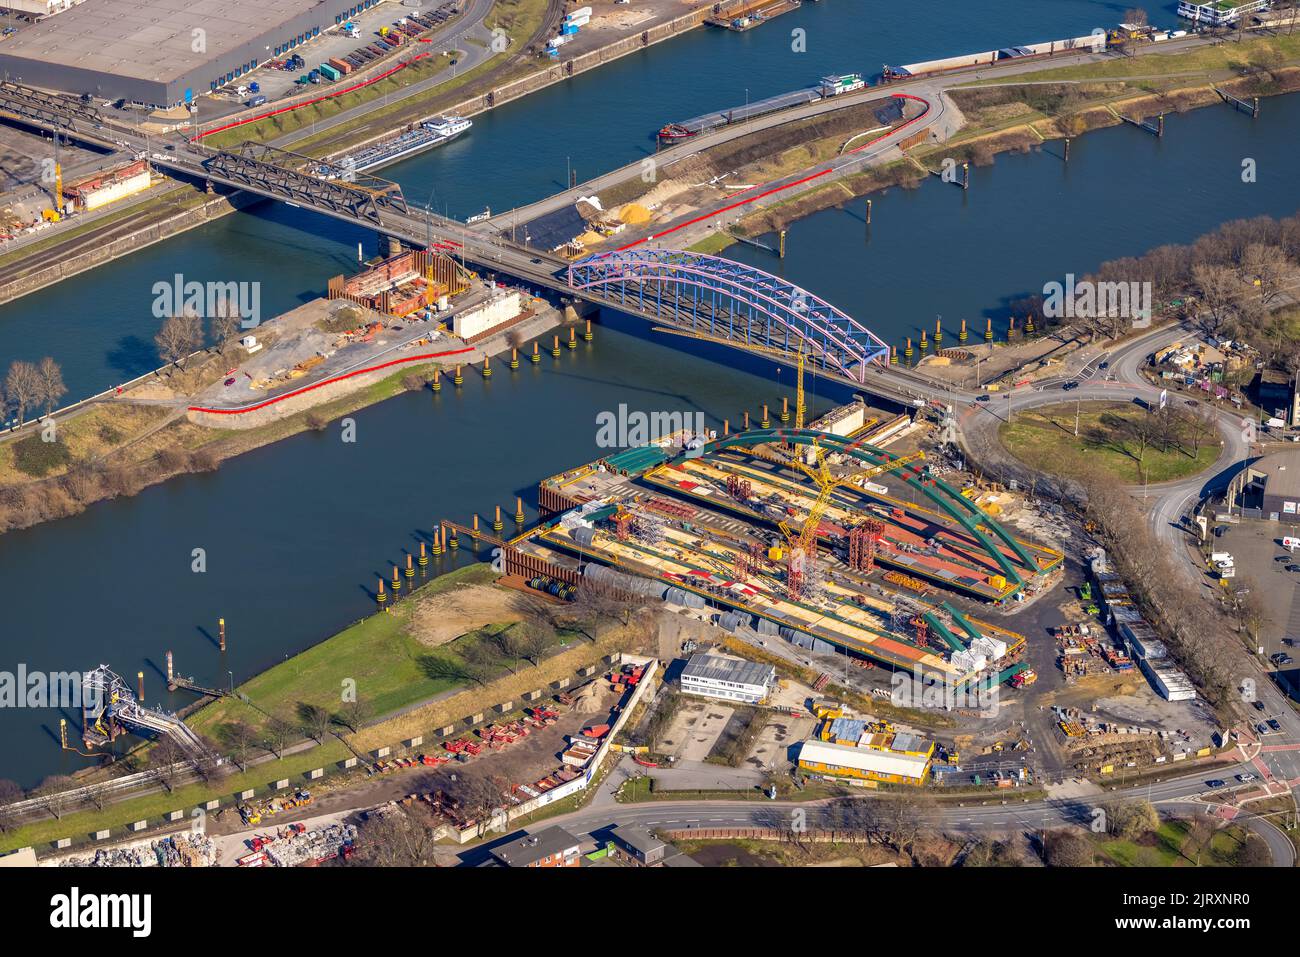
187, 562, 528, 740
0, 741, 350, 855
1094, 819, 1252, 866
999, 401, 1220, 485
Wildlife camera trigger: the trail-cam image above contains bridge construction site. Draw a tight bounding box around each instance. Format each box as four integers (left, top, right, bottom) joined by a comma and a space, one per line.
507, 404, 1061, 689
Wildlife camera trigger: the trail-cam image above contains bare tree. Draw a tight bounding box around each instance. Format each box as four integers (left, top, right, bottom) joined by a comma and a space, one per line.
33, 775, 78, 821
297, 702, 333, 744
1191, 263, 1241, 334
334, 698, 372, 734
0, 779, 25, 833
209, 312, 242, 354
353, 806, 441, 866
446, 773, 510, 836
149, 735, 187, 792
260, 714, 295, 759
155, 312, 204, 368
219, 721, 257, 771
515, 616, 555, 665
36, 357, 67, 416
1042, 829, 1095, 866
4, 360, 41, 427
1241, 243, 1290, 305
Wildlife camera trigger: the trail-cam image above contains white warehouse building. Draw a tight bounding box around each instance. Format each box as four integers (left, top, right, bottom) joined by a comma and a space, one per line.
679, 653, 775, 705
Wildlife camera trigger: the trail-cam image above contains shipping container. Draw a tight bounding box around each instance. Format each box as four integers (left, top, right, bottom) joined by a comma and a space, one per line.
328, 57, 353, 75
246, 94, 267, 107
565, 5, 592, 21
318, 63, 341, 81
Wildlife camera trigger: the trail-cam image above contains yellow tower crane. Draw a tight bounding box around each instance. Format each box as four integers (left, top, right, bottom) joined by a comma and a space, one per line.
776, 443, 926, 598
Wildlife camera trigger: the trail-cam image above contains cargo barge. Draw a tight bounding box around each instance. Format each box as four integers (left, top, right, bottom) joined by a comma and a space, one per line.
334, 116, 471, 173
658, 73, 863, 141
706, 0, 802, 32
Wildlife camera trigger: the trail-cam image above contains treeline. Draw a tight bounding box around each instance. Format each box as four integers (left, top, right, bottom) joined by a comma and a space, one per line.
1017, 209, 1300, 353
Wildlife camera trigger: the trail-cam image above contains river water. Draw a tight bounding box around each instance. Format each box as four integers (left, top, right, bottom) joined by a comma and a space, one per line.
5, 0, 1300, 785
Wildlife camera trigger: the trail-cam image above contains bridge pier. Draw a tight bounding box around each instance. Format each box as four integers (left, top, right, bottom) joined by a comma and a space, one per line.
385, 234, 403, 258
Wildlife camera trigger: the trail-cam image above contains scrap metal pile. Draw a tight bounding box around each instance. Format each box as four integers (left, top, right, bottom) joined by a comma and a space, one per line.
59, 833, 217, 868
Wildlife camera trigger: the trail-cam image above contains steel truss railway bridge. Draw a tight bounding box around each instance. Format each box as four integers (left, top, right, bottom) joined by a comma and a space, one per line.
3, 82, 919, 401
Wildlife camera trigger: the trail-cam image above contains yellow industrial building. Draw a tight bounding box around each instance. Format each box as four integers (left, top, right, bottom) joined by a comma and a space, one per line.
797, 714, 935, 786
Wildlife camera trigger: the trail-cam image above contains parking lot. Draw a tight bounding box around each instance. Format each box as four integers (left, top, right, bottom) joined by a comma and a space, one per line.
194, 1, 464, 121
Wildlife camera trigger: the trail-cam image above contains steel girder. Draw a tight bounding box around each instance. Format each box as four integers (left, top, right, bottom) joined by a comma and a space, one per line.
567, 248, 889, 381
203, 142, 409, 224
0, 81, 101, 130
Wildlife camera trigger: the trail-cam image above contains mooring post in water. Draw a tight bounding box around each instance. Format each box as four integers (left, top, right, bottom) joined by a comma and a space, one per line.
419, 541, 428, 567
1064, 137, 1070, 162
568, 326, 577, 349
454, 365, 463, 386
137, 671, 144, 702
60, 718, 68, 750
723, 419, 729, 437
959, 319, 968, 345
515, 496, 525, 525
904, 338, 913, 361
166, 650, 174, 690
1253, 97, 1260, 118
432, 526, 443, 556
866, 198, 872, 225
890, 345, 898, 365
494, 505, 503, 533
377, 577, 387, 605
472, 514, 480, 542
552, 335, 561, 358
392, 565, 401, 595
218, 617, 226, 653
781, 397, 790, 422
743, 410, 750, 430
531, 341, 541, 363
779, 229, 787, 258
406, 554, 415, 580
482, 355, 493, 378
510, 347, 519, 370
584, 318, 593, 341
962, 162, 969, 190
761, 403, 770, 428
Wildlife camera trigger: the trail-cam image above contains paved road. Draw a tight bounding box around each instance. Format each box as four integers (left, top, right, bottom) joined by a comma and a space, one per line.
958, 319, 1300, 812
487, 748, 1295, 866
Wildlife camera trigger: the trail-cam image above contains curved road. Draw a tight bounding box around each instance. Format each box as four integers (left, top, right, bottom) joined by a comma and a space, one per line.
498, 749, 1295, 866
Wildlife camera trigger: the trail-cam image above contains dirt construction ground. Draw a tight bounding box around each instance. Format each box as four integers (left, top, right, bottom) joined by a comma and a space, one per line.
660, 697, 734, 762
408, 584, 542, 647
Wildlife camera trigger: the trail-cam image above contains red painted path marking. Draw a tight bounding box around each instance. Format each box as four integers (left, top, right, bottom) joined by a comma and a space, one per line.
192, 54, 430, 141
188, 346, 473, 415
616, 93, 933, 251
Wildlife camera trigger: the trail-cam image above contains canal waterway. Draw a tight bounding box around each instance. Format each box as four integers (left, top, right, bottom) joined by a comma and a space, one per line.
1, 0, 1191, 401
5, 1, 1300, 786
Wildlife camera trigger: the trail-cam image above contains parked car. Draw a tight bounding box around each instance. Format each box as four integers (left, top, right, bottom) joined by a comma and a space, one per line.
1098, 361, 1109, 370
1253, 700, 1266, 711
975, 394, 990, 403
1062, 380, 1079, 391
1206, 779, 1226, 788
1257, 722, 1270, 734
1237, 773, 1256, 783
1268, 719, 1282, 731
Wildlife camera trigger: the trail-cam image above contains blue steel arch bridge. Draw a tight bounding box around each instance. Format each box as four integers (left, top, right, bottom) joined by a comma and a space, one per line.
566, 249, 891, 384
